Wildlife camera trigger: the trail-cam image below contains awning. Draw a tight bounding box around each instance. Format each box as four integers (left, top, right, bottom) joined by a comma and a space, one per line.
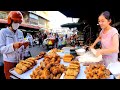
0, 19, 7, 24
20, 23, 41, 30
0, 19, 41, 30
61, 22, 83, 28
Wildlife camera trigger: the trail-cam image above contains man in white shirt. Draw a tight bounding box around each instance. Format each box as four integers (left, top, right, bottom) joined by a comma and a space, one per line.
26, 33, 33, 47
0, 11, 29, 79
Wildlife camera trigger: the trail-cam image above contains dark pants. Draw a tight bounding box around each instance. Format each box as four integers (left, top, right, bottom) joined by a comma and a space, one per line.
39, 39, 43, 45
0, 65, 6, 79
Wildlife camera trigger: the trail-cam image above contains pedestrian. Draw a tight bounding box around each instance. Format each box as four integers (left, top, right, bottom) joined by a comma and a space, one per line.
38, 33, 43, 47
54, 33, 59, 48
0, 11, 29, 79
26, 33, 33, 47
44, 33, 47, 39
90, 11, 119, 67
65, 34, 67, 39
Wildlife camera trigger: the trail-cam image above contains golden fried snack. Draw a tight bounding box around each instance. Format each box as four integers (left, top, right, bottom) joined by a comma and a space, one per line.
40, 69, 50, 79
104, 69, 110, 76
69, 64, 80, 69
64, 75, 76, 79
16, 63, 23, 69
64, 61, 80, 79
45, 64, 51, 69
14, 68, 23, 74
26, 57, 35, 61
85, 64, 110, 79
49, 74, 54, 79
66, 69, 78, 76
63, 58, 73, 62
63, 54, 74, 62
56, 73, 62, 78
70, 61, 80, 65
26, 59, 35, 64
23, 61, 33, 66
21, 65, 28, 72
15, 57, 37, 74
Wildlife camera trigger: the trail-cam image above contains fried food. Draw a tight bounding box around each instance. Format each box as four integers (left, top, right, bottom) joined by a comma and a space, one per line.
30, 51, 66, 79
30, 63, 66, 79
64, 61, 80, 79
14, 68, 23, 74
66, 69, 79, 76
14, 57, 37, 74
35, 51, 46, 60
85, 64, 110, 79
64, 75, 76, 79
63, 54, 74, 62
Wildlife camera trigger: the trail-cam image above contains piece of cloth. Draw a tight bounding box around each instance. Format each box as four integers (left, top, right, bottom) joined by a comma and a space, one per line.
4, 61, 17, 79
100, 27, 119, 66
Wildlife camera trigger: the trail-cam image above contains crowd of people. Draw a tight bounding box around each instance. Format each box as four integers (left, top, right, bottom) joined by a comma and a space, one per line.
25, 32, 83, 50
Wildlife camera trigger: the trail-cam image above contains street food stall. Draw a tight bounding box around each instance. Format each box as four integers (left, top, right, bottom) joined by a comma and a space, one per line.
9, 47, 120, 79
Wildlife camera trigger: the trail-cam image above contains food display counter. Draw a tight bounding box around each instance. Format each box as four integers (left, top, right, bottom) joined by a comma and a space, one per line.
9, 47, 118, 79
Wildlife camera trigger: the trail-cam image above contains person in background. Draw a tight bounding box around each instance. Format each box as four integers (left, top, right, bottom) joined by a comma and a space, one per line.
26, 33, 33, 47
54, 33, 59, 48
65, 34, 67, 39
90, 11, 119, 67
44, 33, 47, 39
0, 11, 29, 79
38, 32, 43, 47
58, 36, 63, 49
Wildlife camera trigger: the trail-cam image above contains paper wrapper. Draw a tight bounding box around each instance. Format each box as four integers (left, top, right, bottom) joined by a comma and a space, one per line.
76, 51, 103, 66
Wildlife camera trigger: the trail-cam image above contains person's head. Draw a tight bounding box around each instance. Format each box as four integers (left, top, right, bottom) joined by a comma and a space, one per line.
27, 33, 29, 36
98, 11, 111, 30
7, 11, 23, 31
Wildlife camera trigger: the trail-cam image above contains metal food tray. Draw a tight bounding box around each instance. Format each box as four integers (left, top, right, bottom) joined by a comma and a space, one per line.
9, 51, 114, 79
9, 58, 44, 79
9, 52, 69, 79
60, 65, 114, 79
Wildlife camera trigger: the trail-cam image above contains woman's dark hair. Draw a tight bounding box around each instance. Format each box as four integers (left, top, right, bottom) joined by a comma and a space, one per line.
101, 11, 111, 21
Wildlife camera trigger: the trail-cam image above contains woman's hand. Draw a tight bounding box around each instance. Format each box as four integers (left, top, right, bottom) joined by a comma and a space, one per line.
23, 41, 30, 48
96, 50, 102, 57
13, 42, 23, 49
88, 45, 94, 51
